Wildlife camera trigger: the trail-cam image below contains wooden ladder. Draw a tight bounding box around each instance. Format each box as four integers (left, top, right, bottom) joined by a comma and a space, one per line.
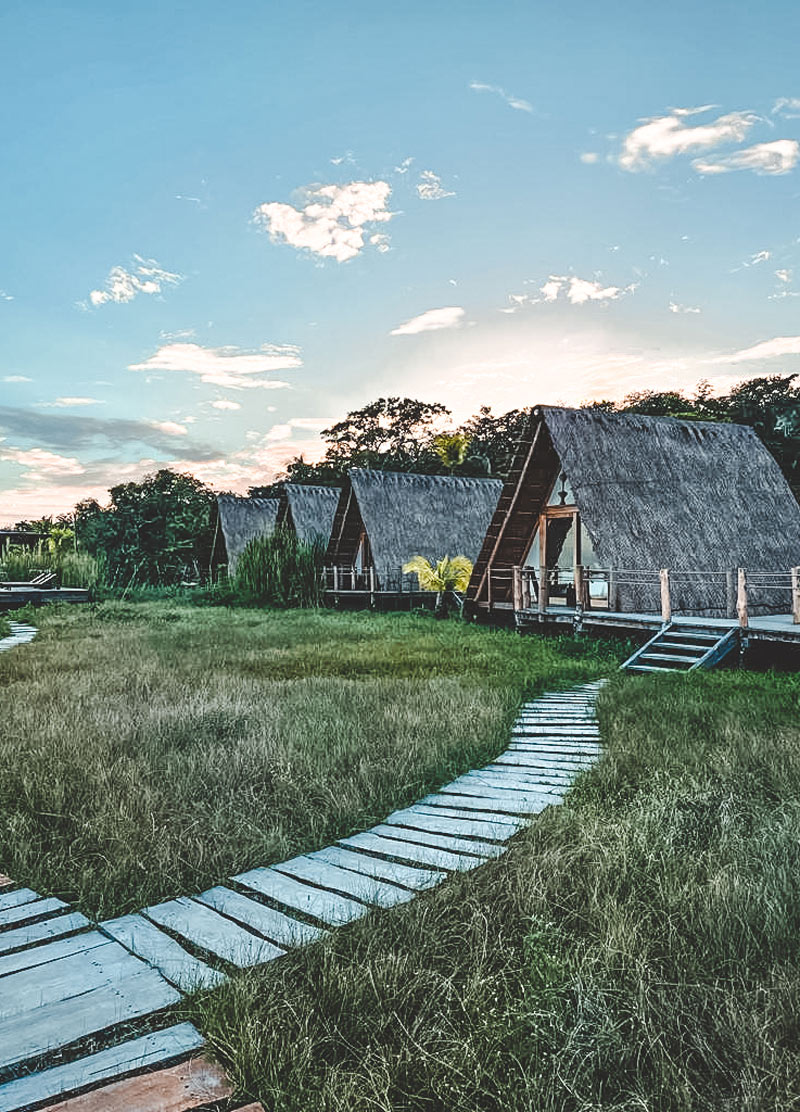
621, 623, 740, 674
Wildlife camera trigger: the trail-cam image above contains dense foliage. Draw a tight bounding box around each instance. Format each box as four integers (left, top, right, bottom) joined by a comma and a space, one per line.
72, 469, 220, 587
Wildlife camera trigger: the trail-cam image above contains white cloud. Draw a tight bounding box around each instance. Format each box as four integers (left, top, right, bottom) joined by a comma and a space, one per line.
416, 170, 455, 200
469, 82, 533, 112
693, 139, 799, 176
618, 107, 759, 171
723, 336, 800, 362
41, 397, 103, 408
0, 289, 13, 302
748, 250, 771, 265
211, 399, 241, 410
148, 420, 188, 437
2, 375, 31, 383
579, 152, 599, 164
129, 342, 301, 390
394, 157, 414, 174
369, 233, 391, 253
253, 181, 394, 262
776, 269, 793, 283
0, 446, 85, 479
390, 307, 465, 336
669, 301, 701, 314
540, 275, 630, 305
88, 255, 182, 307
773, 97, 800, 118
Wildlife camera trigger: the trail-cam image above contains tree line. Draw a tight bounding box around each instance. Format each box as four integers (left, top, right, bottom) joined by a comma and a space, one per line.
11, 373, 800, 588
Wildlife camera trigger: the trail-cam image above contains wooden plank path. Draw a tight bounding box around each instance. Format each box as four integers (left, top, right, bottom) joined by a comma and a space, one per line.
0, 676, 604, 1111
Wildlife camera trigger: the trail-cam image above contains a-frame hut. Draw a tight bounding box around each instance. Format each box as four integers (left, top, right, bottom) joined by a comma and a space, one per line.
326, 469, 503, 596
216, 494, 280, 574
467, 405, 800, 619
217, 485, 340, 573
275, 484, 340, 546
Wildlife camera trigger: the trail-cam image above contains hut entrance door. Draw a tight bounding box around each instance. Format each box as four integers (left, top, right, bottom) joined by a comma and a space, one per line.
539, 505, 580, 607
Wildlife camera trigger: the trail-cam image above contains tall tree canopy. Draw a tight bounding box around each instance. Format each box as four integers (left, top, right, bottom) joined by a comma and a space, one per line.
75, 469, 219, 586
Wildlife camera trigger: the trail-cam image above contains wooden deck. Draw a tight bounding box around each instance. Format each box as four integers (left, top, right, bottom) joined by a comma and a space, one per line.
0, 588, 88, 612
515, 606, 800, 645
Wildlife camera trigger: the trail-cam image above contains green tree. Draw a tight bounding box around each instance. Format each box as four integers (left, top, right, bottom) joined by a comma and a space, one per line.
75, 469, 219, 587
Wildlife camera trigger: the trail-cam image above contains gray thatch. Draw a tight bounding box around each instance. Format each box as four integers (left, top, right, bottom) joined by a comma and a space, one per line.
216, 495, 280, 573
280, 484, 340, 546
471, 405, 800, 615
329, 469, 503, 589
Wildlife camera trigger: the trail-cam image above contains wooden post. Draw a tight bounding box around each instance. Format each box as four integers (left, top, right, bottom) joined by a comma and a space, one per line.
512, 566, 522, 612
574, 564, 585, 611
523, 568, 532, 610
332, 565, 339, 592
539, 569, 549, 613
607, 567, 616, 612
726, 568, 736, 619
737, 567, 748, 628
660, 568, 671, 624
369, 565, 376, 606
792, 567, 800, 625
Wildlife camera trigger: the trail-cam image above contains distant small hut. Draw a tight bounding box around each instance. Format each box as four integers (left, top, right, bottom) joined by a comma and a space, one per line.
216, 495, 280, 574
0, 530, 46, 551
326, 468, 503, 598
217, 485, 340, 573
275, 484, 340, 547
467, 405, 800, 619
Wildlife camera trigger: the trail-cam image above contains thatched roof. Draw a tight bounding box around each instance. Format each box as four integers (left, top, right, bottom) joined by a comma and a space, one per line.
469, 405, 800, 615
278, 484, 340, 545
216, 495, 280, 573
328, 469, 503, 588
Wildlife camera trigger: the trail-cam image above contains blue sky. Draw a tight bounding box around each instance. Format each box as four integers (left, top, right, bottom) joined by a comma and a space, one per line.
2, 0, 800, 522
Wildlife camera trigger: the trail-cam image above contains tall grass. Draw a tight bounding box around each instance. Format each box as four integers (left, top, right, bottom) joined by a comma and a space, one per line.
189, 669, 800, 1112
0, 602, 618, 918
0, 543, 104, 590
234, 527, 325, 607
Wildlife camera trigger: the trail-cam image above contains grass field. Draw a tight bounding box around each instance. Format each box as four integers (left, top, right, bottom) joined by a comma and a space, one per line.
188, 667, 800, 1112
0, 600, 617, 918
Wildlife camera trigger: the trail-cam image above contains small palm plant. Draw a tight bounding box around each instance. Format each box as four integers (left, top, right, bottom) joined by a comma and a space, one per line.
432, 431, 470, 473
402, 554, 473, 618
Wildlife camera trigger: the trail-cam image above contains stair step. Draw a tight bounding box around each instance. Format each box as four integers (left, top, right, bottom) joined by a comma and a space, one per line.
640, 652, 700, 665
626, 664, 676, 672
658, 641, 707, 653
667, 630, 720, 641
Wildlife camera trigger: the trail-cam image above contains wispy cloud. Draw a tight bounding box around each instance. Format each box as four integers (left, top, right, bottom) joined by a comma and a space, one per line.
618, 107, 759, 171
40, 397, 103, 408
469, 81, 533, 113
253, 181, 394, 262
0, 446, 86, 479
87, 255, 182, 307
579, 152, 599, 164
390, 306, 465, 336
0, 406, 221, 460
211, 399, 241, 410
416, 170, 456, 201
773, 97, 800, 119
723, 335, 800, 362
0, 289, 13, 302
693, 139, 799, 176
2, 375, 31, 383
129, 342, 301, 390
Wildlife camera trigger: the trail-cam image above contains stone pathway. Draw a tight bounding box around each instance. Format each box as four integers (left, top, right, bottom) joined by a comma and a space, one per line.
0, 623, 605, 1110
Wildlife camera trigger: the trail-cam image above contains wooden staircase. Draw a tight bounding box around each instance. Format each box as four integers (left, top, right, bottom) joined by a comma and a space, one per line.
621, 623, 740, 674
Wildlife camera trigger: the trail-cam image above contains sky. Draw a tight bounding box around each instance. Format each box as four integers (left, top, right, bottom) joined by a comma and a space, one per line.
2, 0, 800, 524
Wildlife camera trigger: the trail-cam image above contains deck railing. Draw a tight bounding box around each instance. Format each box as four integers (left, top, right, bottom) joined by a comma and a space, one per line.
509, 565, 800, 624
324, 566, 423, 594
